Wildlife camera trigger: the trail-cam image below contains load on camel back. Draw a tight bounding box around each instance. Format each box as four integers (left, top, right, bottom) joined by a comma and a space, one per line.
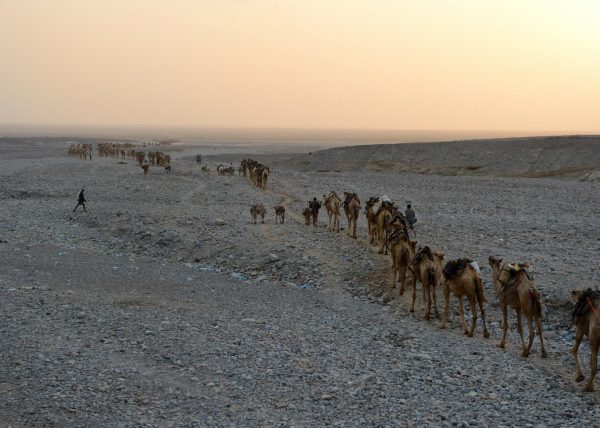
443, 258, 480, 279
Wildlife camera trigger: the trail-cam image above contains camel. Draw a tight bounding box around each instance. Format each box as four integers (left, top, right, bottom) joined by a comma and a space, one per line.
195, 154, 202, 164
241, 159, 270, 188
141, 164, 149, 175
136, 152, 146, 166
201, 165, 211, 174
374, 198, 394, 254
217, 164, 235, 176
260, 168, 269, 189
409, 247, 445, 320
441, 259, 490, 338
274, 206, 285, 224
302, 207, 311, 225
364, 197, 379, 245
571, 288, 600, 391
323, 191, 341, 233
164, 165, 171, 174
250, 204, 266, 224
388, 226, 416, 294
343, 192, 361, 239
489, 256, 547, 358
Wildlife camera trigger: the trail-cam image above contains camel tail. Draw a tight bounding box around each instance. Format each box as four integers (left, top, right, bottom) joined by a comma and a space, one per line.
534, 298, 542, 319
475, 275, 487, 304
427, 267, 436, 288
530, 289, 542, 318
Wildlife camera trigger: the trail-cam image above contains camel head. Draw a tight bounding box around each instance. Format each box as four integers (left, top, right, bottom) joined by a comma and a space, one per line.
571, 289, 586, 304
488, 256, 502, 274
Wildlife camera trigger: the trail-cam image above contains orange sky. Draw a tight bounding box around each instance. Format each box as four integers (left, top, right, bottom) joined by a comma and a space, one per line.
1, 0, 599, 131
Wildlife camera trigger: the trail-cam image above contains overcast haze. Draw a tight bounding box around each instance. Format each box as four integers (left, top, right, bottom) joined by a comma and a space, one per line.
1, 0, 599, 132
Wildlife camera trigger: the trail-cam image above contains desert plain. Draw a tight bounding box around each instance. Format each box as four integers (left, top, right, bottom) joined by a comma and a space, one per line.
1, 135, 600, 427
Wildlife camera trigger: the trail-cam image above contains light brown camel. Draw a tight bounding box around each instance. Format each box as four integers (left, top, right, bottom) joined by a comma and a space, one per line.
571, 288, 600, 391
323, 191, 341, 233
375, 202, 393, 254
274, 206, 285, 224
250, 204, 266, 224
302, 207, 311, 225
343, 192, 361, 239
409, 247, 445, 320
365, 197, 379, 244
388, 226, 416, 294
441, 259, 490, 338
489, 256, 547, 358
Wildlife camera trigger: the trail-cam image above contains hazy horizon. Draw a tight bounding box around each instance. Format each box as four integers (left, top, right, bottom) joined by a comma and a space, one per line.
2, 124, 597, 147
1, 1, 599, 132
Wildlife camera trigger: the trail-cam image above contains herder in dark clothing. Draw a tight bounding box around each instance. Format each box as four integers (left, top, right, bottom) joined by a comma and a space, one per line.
73, 188, 86, 212
309, 197, 321, 227
405, 204, 416, 228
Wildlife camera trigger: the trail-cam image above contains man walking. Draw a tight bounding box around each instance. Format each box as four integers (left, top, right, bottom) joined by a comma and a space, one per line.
73, 188, 87, 212
309, 197, 321, 227
405, 204, 416, 228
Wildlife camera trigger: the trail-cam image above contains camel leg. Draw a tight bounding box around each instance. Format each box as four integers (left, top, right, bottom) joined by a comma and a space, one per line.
390, 258, 397, 289
525, 315, 536, 356
410, 274, 417, 313
459, 296, 469, 335
440, 287, 450, 329
477, 292, 490, 339
536, 315, 548, 358
423, 283, 431, 321
498, 304, 508, 349
585, 339, 599, 392
516, 309, 528, 357
467, 295, 477, 337
573, 326, 585, 382
384, 230, 388, 255
398, 264, 407, 296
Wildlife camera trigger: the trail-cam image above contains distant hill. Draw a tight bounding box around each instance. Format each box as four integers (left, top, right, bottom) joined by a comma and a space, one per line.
281, 135, 600, 181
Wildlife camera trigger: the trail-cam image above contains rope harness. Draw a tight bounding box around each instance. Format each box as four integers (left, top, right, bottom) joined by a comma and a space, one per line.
496, 263, 538, 301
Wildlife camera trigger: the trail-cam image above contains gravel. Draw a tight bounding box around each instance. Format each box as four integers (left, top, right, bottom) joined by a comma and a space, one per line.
1, 137, 600, 426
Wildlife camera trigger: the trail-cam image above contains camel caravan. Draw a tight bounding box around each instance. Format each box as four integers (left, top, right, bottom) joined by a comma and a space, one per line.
240, 159, 269, 189
67, 143, 93, 160
67, 143, 598, 392
70, 142, 174, 175
293, 191, 563, 364
330, 192, 600, 384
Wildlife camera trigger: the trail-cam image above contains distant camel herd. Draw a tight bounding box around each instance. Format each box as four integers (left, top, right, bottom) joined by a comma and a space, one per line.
68, 144, 600, 392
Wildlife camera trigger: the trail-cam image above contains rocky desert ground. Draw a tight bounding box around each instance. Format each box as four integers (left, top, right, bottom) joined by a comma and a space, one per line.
1, 136, 600, 427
